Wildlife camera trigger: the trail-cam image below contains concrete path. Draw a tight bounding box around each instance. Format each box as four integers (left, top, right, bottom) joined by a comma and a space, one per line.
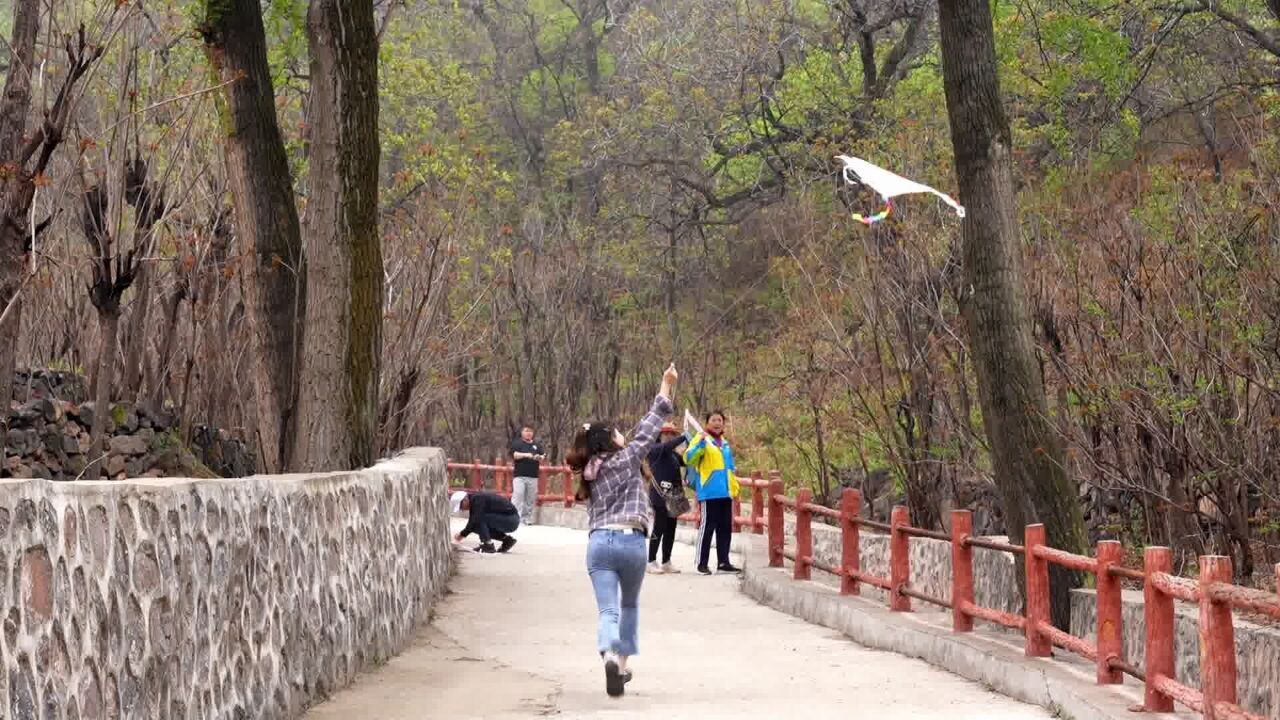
305, 522, 1055, 720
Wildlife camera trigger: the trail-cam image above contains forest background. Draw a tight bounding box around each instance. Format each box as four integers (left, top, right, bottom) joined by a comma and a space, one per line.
3, 0, 1280, 584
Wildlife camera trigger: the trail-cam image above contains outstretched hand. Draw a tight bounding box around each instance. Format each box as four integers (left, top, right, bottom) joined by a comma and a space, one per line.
660, 362, 678, 401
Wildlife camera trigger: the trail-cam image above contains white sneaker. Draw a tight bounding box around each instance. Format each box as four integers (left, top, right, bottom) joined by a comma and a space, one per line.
646, 562, 665, 574
661, 562, 681, 574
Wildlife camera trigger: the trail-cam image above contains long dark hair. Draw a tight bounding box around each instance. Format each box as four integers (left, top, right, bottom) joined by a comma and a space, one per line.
566, 422, 616, 501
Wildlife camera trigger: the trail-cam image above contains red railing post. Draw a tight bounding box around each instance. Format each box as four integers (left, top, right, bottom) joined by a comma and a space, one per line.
890, 505, 911, 612
1274, 562, 1279, 597
1199, 555, 1238, 719
1024, 524, 1052, 657
840, 488, 860, 596
496, 456, 507, 494
751, 471, 764, 534
563, 469, 574, 508
1143, 546, 1175, 712
732, 492, 743, 533
537, 466, 549, 506
470, 458, 482, 491
1094, 540, 1123, 684
1090, 538, 1121, 681
768, 476, 785, 568
795, 489, 813, 581
951, 509, 974, 632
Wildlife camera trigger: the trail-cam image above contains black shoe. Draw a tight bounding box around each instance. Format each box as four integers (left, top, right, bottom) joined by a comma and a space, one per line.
717, 563, 741, 573
697, 566, 712, 575
622, 669, 633, 685
604, 658, 625, 697
476, 542, 497, 554
499, 537, 517, 553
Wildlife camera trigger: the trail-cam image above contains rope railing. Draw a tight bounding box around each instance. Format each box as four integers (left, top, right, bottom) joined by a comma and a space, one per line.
445, 458, 1280, 720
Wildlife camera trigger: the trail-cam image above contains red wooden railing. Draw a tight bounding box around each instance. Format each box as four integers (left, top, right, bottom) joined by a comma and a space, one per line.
765, 481, 1280, 720
444, 459, 1280, 719
447, 458, 579, 506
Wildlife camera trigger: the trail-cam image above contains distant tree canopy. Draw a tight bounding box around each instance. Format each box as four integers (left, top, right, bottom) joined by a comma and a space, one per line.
3, 0, 1280, 583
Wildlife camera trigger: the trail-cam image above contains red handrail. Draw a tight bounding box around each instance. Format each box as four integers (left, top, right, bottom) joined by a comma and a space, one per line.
445, 459, 1279, 720
759, 483, 1278, 720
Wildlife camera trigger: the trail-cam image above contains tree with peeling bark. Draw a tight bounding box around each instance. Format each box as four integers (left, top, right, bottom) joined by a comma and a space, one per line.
199, 0, 307, 474
937, 0, 1088, 629
199, 0, 383, 472
292, 0, 384, 472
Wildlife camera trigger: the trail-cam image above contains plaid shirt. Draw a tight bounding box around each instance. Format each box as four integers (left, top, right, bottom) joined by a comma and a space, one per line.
587, 394, 674, 532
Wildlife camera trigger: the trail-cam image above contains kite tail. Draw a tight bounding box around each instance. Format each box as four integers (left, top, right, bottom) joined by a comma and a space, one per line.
852, 199, 893, 225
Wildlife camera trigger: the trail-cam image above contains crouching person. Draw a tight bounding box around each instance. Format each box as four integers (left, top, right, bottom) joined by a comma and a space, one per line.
451, 490, 520, 553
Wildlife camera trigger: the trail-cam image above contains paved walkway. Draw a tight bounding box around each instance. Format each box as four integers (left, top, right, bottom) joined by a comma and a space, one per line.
305, 522, 1054, 719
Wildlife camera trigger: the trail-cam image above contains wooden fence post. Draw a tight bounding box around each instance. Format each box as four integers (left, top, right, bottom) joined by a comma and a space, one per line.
470, 458, 482, 491
768, 476, 785, 568
1143, 546, 1175, 712
752, 471, 764, 534
840, 488, 860, 596
537, 466, 549, 506
732, 493, 743, 533
795, 489, 813, 581
495, 456, 507, 495
890, 505, 910, 612
1199, 555, 1238, 719
563, 469, 574, 508
1095, 540, 1123, 684
1024, 524, 1052, 657
951, 510, 974, 632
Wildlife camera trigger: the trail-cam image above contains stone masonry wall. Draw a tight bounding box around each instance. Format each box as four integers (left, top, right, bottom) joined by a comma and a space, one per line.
0, 447, 452, 720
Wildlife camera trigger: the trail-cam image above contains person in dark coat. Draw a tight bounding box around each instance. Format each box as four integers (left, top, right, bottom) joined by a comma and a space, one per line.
451, 490, 520, 553
645, 422, 687, 573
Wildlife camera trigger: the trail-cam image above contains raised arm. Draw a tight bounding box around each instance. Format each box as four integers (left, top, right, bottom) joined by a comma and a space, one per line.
656, 434, 686, 454
621, 363, 678, 462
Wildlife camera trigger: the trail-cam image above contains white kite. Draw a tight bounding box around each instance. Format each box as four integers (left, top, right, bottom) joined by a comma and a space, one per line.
835, 154, 965, 225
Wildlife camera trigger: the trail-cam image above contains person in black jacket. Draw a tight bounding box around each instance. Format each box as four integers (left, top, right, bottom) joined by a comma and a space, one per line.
451, 490, 520, 553
645, 423, 687, 573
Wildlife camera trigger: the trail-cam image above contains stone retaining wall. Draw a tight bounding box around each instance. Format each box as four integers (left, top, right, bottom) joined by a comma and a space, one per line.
0, 447, 452, 720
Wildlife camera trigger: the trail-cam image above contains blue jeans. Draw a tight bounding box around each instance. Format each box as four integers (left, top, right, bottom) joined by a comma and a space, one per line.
586, 529, 647, 656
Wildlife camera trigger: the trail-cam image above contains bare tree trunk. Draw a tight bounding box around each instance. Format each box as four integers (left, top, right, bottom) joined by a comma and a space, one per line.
0, 2, 40, 415
938, 0, 1087, 630
87, 310, 119, 478
201, 0, 305, 473
148, 280, 186, 409
119, 262, 152, 398
293, 0, 383, 471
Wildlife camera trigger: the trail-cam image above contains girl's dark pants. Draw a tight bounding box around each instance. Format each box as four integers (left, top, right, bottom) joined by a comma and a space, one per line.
648, 490, 677, 564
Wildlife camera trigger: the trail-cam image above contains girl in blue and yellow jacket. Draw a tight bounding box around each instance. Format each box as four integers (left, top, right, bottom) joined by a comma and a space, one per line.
684, 410, 740, 574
